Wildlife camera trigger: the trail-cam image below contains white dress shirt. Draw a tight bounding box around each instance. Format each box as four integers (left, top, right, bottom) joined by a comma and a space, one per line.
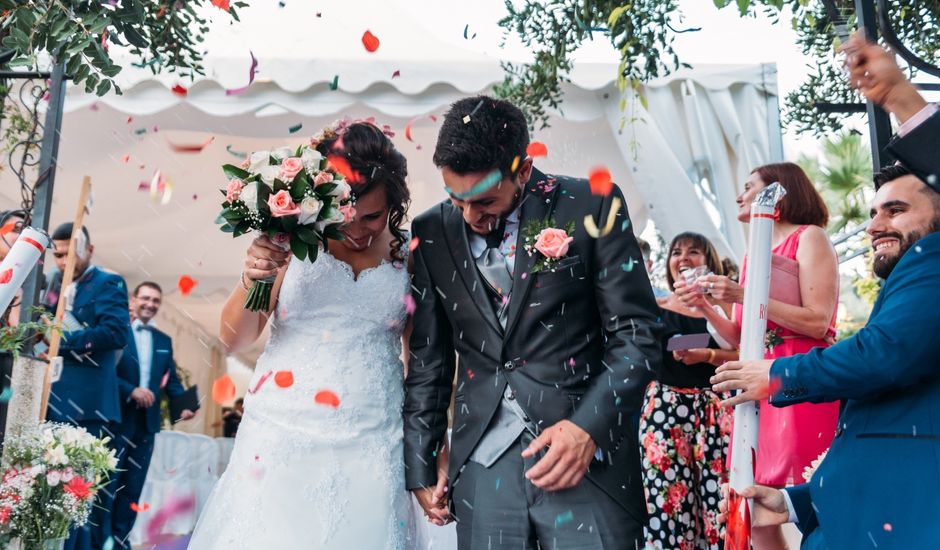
467, 205, 521, 273
781, 488, 799, 524
132, 319, 153, 388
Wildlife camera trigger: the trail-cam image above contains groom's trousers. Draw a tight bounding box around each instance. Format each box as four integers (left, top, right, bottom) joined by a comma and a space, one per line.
451, 432, 643, 550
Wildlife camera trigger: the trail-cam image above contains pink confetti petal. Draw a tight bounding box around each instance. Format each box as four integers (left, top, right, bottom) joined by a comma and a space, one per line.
249, 370, 273, 394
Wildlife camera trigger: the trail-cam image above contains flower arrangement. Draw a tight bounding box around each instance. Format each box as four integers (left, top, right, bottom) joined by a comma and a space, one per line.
217, 144, 356, 311
521, 218, 575, 273
0, 423, 118, 549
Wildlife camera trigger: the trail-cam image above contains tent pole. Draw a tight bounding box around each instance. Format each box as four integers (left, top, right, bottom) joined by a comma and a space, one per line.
762, 63, 785, 163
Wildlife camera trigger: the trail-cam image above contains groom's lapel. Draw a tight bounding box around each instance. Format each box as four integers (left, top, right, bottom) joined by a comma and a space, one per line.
504, 169, 558, 341
441, 204, 503, 336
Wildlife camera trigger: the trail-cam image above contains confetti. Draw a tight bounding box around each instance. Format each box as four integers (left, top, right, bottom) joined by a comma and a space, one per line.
554, 510, 574, 527
130, 502, 150, 513
621, 259, 635, 272
526, 141, 548, 158
170, 84, 188, 97
884, 523, 892, 532
588, 166, 614, 196
102, 537, 114, 550
462, 24, 477, 40
449, 169, 501, 200
0, 387, 12, 402
250, 370, 273, 394
225, 51, 259, 96
462, 115, 471, 124
122, 154, 130, 163
226, 145, 248, 159
134, 127, 148, 135
510, 156, 521, 174
392, 70, 401, 78
361, 30, 380, 53
288, 123, 303, 134
583, 197, 622, 238
274, 370, 294, 388
402, 294, 416, 315
210, 0, 230, 10
329, 75, 339, 91
327, 155, 363, 184
126, 116, 133, 124
409, 237, 420, 251
160, 370, 169, 389
403, 114, 438, 147
177, 275, 197, 296
314, 390, 341, 408
211, 375, 236, 404
167, 136, 214, 153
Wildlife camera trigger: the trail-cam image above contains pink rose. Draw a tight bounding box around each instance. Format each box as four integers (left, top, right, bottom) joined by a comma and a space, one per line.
225, 178, 244, 203
534, 228, 573, 259
279, 157, 304, 180
339, 204, 356, 224
267, 190, 300, 218
238, 158, 250, 170
314, 171, 334, 186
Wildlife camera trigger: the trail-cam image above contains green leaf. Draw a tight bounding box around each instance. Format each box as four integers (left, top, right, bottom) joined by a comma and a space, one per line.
222, 164, 250, 180
290, 235, 308, 261
735, 0, 750, 15
122, 24, 148, 48
607, 6, 628, 28
297, 226, 320, 245
96, 79, 112, 96
307, 242, 319, 262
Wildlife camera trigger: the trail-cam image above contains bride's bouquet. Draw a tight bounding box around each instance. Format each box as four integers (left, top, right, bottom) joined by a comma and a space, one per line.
0, 423, 118, 549
217, 144, 355, 311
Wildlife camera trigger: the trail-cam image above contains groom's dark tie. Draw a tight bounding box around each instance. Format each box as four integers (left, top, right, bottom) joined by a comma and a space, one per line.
475, 218, 512, 329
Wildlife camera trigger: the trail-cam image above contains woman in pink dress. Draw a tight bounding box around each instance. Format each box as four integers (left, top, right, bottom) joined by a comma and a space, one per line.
677, 162, 840, 550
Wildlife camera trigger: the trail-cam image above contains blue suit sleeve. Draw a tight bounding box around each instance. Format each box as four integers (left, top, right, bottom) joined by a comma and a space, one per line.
785, 484, 817, 535
771, 241, 940, 405
163, 338, 186, 399
115, 330, 137, 402
59, 274, 130, 358
886, 110, 940, 186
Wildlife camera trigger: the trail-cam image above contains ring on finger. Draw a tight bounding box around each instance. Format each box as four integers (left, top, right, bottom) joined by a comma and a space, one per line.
709, 282, 715, 289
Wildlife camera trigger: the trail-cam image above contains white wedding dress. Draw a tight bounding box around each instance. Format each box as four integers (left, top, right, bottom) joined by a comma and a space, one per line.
189, 249, 415, 549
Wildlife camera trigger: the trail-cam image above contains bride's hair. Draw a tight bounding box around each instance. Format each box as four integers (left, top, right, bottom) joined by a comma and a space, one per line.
315, 122, 411, 262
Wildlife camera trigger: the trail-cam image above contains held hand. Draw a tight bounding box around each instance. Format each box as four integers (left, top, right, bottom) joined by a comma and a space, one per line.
244, 235, 291, 283
717, 483, 791, 528
697, 275, 744, 305
413, 483, 451, 526
710, 359, 775, 407
522, 420, 596, 492
130, 387, 156, 408
672, 279, 709, 310
179, 409, 196, 421
673, 348, 710, 365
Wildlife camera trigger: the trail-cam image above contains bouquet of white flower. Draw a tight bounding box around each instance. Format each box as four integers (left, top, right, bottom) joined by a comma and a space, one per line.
0, 423, 118, 550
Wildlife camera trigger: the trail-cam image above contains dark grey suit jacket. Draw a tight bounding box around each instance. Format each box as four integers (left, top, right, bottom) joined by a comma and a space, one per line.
404, 169, 662, 521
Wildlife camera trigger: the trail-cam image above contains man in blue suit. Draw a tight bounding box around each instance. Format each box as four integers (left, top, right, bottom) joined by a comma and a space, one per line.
44, 222, 129, 550
106, 281, 194, 548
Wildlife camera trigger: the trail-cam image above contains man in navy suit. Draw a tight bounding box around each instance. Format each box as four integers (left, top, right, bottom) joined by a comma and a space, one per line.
105, 281, 194, 548
44, 223, 129, 550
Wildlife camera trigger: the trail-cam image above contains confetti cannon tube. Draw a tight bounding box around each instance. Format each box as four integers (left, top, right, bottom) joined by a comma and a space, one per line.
0, 227, 49, 314
725, 182, 786, 550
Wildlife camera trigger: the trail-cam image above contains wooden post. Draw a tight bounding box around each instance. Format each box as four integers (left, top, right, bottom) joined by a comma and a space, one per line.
39, 176, 92, 421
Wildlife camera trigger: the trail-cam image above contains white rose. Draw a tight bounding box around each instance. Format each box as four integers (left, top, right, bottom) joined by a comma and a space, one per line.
315, 207, 346, 232
271, 146, 294, 161
46, 445, 69, 466
298, 196, 322, 225
239, 181, 260, 213
46, 470, 62, 486
301, 147, 323, 175
259, 164, 280, 185
329, 179, 351, 200
248, 151, 271, 173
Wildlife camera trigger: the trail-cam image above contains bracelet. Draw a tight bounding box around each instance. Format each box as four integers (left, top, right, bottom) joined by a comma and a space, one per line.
239, 271, 252, 291
707, 349, 717, 364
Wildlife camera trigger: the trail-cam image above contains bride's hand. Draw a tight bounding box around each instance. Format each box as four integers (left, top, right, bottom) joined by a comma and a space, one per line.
413, 442, 452, 526
243, 235, 291, 282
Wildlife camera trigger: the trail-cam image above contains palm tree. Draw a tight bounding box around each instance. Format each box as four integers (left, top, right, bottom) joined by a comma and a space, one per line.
799, 131, 873, 236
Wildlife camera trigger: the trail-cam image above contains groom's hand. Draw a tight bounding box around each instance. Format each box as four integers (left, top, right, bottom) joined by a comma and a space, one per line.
522, 420, 596, 492
413, 481, 451, 526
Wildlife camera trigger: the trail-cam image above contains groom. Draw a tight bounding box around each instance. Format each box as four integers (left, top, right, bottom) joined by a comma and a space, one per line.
405, 96, 662, 548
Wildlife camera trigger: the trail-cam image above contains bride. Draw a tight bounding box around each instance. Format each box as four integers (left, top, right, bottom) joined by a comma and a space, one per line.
189, 121, 445, 549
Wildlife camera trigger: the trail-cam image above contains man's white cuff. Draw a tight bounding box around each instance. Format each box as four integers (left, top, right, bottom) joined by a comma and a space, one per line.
781, 488, 799, 524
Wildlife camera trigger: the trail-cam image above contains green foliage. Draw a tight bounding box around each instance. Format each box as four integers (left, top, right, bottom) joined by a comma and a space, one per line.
0, 308, 61, 359
798, 131, 872, 234
0, 0, 245, 95
498, 0, 940, 136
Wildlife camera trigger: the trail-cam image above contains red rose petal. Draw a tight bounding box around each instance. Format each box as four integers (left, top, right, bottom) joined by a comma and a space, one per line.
210, 0, 230, 10
177, 275, 197, 296
327, 155, 363, 184
408, 237, 420, 251
362, 30, 380, 53
171, 84, 188, 97
274, 370, 294, 388
314, 390, 341, 408
211, 375, 236, 405
526, 141, 548, 158
588, 166, 614, 196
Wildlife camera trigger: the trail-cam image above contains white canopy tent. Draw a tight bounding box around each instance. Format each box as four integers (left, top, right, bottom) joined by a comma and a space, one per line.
0, 0, 782, 434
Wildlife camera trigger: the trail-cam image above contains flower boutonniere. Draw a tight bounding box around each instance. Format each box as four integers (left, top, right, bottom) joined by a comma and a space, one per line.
765, 327, 784, 353
522, 218, 575, 273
